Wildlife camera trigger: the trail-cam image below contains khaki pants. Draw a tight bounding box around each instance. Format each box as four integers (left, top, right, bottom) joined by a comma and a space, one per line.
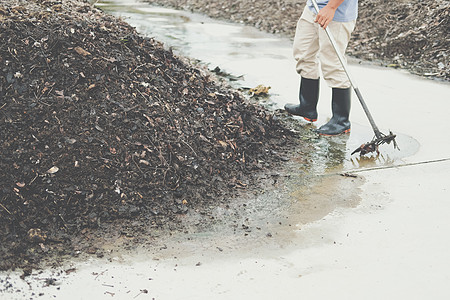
293, 6, 356, 88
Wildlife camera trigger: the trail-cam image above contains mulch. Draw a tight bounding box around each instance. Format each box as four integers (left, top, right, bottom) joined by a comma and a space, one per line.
0, 0, 303, 271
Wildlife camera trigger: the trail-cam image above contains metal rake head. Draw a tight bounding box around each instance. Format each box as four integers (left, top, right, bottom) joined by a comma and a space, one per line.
351, 131, 399, 156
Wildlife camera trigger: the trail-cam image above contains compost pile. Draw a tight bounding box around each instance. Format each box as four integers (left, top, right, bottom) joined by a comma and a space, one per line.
146, 0, 449, 80
350, 0, 449, 79
0, 0, 299, 271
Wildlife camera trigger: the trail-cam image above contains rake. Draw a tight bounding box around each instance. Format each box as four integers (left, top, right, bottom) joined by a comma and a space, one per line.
311, 0, 399, 155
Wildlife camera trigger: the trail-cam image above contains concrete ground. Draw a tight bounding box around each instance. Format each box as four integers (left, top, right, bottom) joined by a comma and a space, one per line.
1, 3, 449, 299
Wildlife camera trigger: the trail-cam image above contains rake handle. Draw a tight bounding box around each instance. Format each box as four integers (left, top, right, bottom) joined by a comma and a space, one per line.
310, 0, 382, 139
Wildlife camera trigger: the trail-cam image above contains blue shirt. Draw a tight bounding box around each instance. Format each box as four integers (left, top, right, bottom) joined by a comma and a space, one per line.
307, 0, 358, 22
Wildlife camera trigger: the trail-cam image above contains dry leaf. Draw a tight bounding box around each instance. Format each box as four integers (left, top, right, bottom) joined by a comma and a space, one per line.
47, 166, 59, 174
74, 46, 91, 56
16, 182, 26, 188
249, 84, 271, 96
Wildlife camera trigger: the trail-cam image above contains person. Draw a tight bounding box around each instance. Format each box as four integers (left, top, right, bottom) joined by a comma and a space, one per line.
284, 0, 358, 135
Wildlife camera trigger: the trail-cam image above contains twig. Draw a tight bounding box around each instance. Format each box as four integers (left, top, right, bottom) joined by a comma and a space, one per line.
132, 157, 145, 176
59, 214, 68, 229
181, 139, 198, 157
0, 203, 12, 215
94, 269, 107, 280
28, 173, 39, 185
130, 63, 147, 75
136, 88, 151, 105
133, 289, 149, 299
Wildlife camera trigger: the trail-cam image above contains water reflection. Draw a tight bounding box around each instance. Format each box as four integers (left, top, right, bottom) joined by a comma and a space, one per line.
311, 134, 349, 174
350, 152, 396, 169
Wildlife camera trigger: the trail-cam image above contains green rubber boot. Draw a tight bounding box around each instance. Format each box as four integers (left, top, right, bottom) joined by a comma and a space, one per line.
284, 77, 319, 122
316, 87, 351, 136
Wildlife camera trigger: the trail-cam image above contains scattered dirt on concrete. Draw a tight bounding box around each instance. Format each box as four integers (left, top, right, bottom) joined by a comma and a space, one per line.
0, 0, 310, 272
144, 0, 449, 81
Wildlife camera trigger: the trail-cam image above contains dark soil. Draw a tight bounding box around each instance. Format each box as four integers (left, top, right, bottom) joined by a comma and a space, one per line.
144, 0, 449, 81
0, 0, 307, 272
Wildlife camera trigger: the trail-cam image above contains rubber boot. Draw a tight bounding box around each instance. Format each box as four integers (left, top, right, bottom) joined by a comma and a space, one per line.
316, 87, 351, 136
284, 77, 319, 122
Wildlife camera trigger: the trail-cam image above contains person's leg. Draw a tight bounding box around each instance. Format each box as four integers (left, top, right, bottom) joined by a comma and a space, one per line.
285, 7, 320, 121
319, 19, 355, 88
316, 19, 356, 135
293, 7, 320, 79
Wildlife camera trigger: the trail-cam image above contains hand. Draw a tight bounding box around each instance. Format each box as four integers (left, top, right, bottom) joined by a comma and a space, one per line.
314, 5, 337, 29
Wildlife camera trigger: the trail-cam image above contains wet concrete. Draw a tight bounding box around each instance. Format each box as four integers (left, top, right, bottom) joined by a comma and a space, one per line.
2, 1, 450, 299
